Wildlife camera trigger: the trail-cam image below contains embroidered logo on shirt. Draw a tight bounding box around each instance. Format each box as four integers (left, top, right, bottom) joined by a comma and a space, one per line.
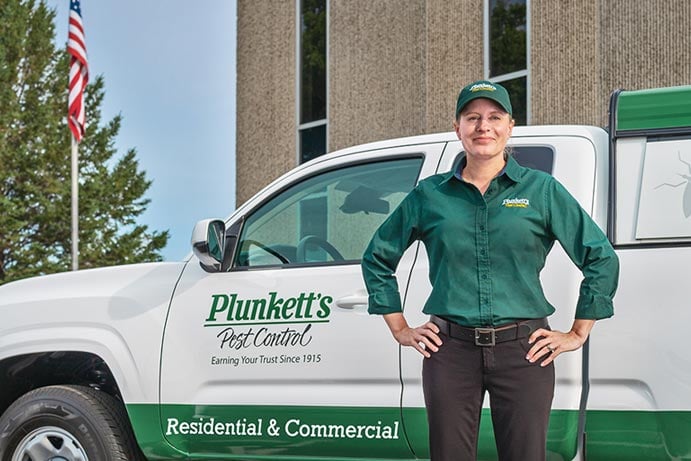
502, 198, 530, 208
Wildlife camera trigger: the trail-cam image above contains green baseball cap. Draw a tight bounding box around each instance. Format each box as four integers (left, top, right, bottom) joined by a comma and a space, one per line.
455, 80, 513, 118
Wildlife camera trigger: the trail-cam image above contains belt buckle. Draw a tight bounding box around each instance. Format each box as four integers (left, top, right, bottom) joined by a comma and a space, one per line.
475, 327, 496, 346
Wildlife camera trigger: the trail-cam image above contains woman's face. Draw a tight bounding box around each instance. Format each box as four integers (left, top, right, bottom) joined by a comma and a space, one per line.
454, 98, 514, 163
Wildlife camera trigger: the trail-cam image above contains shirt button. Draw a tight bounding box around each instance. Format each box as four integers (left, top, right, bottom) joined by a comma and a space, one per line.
480, 225, 485, 231
482, 274, 488, 280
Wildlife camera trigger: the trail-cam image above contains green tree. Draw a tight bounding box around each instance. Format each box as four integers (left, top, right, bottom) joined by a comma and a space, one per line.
0, 0, 168, 285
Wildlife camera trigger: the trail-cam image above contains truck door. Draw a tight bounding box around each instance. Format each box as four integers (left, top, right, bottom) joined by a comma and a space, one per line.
399, 128, 606, 461
586, 86, 691, 460
159, 143, 444, 458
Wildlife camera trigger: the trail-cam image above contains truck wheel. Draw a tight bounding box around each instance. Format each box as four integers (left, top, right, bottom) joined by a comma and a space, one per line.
0, 385, 143, 461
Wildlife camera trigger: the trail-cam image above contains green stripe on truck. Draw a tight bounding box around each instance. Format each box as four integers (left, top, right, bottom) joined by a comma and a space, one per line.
126, 404, 583, 460
617, 85, 691, 132
586, 410, 691, 460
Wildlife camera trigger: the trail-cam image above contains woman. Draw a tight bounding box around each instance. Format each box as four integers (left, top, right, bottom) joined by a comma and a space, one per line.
361, 80, 619, 460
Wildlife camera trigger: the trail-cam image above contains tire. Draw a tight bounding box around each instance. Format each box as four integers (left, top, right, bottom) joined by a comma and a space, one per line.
0, 385, 144, 461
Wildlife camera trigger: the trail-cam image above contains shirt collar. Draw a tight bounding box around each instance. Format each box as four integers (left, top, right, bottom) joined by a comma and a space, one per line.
441, 154, 525, 184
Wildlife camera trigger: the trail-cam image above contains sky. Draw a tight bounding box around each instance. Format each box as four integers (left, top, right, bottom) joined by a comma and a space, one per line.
47, 0, 237, 261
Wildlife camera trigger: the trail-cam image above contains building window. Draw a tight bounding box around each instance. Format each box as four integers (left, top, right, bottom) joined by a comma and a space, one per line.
485, 0, 529, 125
299, 123, 326, 164
298, 0, 327, 163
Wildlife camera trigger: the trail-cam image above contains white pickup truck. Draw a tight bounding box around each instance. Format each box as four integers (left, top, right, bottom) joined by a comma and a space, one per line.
1, 85, 690, 461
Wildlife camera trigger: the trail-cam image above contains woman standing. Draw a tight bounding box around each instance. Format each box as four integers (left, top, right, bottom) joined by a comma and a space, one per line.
361, 80, 619, 460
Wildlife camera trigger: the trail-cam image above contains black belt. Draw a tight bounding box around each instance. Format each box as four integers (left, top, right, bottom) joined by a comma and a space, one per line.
431, 315, 548, 347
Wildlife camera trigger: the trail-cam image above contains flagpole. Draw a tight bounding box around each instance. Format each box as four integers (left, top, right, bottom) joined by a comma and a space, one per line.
71, 135, 79, 270
68, 0, 87, 271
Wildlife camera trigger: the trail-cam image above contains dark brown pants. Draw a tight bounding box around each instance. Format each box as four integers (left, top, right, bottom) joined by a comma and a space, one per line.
422, 331, 555, 461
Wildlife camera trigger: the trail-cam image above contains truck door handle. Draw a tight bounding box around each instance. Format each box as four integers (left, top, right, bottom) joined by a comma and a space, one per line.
335, 295, 368, 310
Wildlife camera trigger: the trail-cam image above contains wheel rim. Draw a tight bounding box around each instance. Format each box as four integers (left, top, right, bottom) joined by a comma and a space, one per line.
12, 426, 88, 461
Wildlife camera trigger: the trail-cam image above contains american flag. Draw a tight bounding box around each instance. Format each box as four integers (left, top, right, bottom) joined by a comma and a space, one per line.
67, 0, 88, 142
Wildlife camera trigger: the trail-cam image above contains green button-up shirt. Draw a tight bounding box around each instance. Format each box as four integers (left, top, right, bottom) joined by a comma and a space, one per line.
361, 156, 618, 327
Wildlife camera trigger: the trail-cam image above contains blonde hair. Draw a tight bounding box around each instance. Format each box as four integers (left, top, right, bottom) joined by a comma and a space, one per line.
503, 145, 514, 161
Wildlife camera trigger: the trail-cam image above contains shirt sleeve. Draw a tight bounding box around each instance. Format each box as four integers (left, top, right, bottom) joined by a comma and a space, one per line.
361, 187, 422, 315
545, 178, 619, 320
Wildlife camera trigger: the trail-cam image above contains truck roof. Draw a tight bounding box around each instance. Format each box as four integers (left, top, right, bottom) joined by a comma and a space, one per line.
616, 85, 691, 133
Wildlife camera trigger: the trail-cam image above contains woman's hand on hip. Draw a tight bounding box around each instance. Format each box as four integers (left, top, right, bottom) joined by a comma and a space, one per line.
393, 322, 443, 358
526, 319, 595, 367
383, 313, 442, 358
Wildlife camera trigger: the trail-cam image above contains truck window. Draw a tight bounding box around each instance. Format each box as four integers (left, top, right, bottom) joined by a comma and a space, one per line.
631, 138, 691, 241
613, 136, 691, 245
611, 85, 691, 246
233, 157, 424, 268
512, 146, 554, 173
450, 145, 554, 175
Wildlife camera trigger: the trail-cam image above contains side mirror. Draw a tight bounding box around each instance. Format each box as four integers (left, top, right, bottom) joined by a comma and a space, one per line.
191, 219, 226, 272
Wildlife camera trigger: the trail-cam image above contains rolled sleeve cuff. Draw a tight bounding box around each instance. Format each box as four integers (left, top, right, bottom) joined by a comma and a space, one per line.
575, 294, 614, 320
367, 291, 403, 315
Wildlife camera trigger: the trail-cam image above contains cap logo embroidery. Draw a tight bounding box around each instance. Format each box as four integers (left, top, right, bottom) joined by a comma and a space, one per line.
502, 198, 529, 208
470, 83, 497, 92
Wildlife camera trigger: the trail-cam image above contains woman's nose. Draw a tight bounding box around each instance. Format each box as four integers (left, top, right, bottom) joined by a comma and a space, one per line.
476, 118, 490, 131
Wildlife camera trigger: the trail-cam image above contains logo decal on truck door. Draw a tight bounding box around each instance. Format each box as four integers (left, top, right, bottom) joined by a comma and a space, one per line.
205, 291, 332, 325
203, 291, 333, 368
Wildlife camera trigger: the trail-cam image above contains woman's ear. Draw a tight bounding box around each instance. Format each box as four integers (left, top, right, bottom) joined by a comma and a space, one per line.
453, 120, 461, 140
